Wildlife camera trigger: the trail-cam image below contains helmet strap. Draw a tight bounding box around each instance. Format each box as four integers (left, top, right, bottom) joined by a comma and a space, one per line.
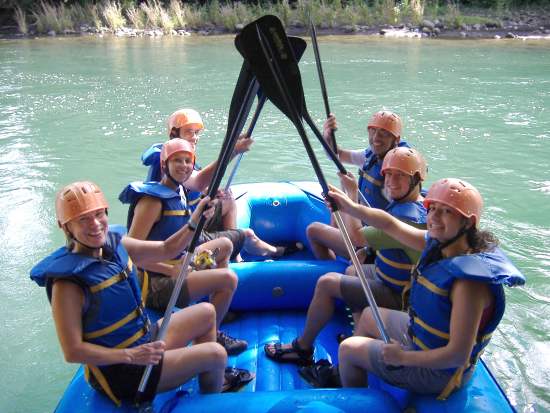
164, 160, 184, 187
392, 175, 420, 203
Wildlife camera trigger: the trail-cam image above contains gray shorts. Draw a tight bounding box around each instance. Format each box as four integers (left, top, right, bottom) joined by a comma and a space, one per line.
199, 228, 245, 261
340, 265, 403, 312
365, 310, 474, 395
139, 270, 190, 312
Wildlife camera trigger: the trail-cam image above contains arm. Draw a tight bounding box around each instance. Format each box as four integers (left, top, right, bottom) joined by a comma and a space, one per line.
185, 135, 254, 192
52, 281, 164, 366
337, 172, 364, 247
383, 280, 491, 369
328, 184, 426, 251
123, 196, 215, 266
127, 196, 178, 277
323, 114, 365, 167
362, 225, 424, 263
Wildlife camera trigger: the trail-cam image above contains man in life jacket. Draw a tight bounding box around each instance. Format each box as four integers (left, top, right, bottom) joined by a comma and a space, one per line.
263, 147, 428, 367
328, 178, 525, 399
307, 110, 410, 261
30, 181, 253, 405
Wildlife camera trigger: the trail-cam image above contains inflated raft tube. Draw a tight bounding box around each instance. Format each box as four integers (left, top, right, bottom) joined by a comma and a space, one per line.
230, 259, 347, 310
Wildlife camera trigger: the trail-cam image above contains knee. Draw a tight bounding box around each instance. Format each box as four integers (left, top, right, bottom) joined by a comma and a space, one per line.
219, 269, 238, 291
306, 222, 324, 240
197, 302, 217, 326
338, 336, 364, 362
203, 342, 228, 368
344, 265, 356, 276
315, 273, 341, 297
243, 228, 255, 239
218, 237, 233, 256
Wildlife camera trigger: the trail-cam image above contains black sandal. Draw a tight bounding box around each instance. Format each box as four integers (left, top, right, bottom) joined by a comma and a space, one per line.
222, 367, 255, 393
264, 338, 314, 366
275, 242, 304, 257
298, 359, 342, 388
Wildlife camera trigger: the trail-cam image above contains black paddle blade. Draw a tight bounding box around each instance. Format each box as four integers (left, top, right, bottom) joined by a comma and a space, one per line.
226, 62, 260, 138
236, 15, 306, 126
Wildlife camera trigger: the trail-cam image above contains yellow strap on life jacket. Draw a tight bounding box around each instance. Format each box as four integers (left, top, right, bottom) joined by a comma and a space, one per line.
83, 308, 141, 340
359, 169, 383, 187
413, 316, 450, 340
84, 365, 121, 407
416, 275, 449, 297
89, 271, 127, 294
188, 197, 201, 206
163, 258, 184, 266
115, 327, 148, 349
375, 267, 411, 287
437, 365, 467, 400
376, 251, 414, 270
163, 210, 190, 216
140, 270, 149, 306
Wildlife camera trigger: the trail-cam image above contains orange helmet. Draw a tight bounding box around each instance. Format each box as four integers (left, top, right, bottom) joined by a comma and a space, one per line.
167, 109, 204, 137
424, 178, 483, 227
381, 147, 427, 181
56, 181, 108, 226
368, 111, 402, 138
160, 138, 196, 172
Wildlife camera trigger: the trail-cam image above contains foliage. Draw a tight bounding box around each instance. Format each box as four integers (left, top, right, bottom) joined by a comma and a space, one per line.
7, 0, 549, 36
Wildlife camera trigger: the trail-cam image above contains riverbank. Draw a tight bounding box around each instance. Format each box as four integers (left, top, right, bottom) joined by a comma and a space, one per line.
2, 3, 550, 41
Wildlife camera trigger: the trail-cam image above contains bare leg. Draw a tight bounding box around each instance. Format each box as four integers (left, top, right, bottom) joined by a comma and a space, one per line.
299, 273, 344, 348
338, 336, 374, 388
265, 272, 343, 359
157, 302, 226, 393
220, 197, 238, 230
197, 237, 232, 268
186, 268, 238, 330
241, 228, 278, 256
306, 222, 350, 260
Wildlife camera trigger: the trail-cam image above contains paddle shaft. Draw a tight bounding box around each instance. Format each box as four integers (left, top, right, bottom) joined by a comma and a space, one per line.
224, 92, 266, 190
254, 24, 390, 344
310, 20, 337, 155
136, 76, 259, 399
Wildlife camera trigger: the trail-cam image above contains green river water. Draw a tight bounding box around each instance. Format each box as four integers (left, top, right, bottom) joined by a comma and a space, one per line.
0, 35, 549, 413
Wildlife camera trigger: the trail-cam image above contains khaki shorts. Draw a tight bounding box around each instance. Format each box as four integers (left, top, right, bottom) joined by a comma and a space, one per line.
364, 310, 474, 395
340, 265, 403, 312
139, 270, 190, 312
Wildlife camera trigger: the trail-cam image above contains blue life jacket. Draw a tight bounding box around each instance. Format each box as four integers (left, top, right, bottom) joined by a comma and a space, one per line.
408, 236, 525, 398
141, 143, 203, 210
30, 229, 152, 405
374, 200, 427, 294
119, 181, 191, 269
357, 141, 410, 210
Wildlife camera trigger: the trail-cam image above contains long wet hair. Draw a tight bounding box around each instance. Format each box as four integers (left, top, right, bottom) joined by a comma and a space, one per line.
466, 225, 499, 253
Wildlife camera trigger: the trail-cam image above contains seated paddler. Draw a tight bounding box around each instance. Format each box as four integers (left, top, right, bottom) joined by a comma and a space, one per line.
120, 138, 247, 355
30, 181, 253, 406
264, 147, 428, 367
307, 110, 412, 262
327, 177, 525, 399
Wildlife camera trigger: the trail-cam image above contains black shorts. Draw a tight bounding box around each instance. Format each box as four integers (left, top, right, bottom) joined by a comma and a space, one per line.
89, 353, 163, 402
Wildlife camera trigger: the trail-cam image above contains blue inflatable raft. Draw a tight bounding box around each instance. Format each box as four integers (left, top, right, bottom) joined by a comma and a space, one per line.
54, 181, 515, 413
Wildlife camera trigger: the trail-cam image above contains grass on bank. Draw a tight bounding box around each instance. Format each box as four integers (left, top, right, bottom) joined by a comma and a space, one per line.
11, 0, 540, 35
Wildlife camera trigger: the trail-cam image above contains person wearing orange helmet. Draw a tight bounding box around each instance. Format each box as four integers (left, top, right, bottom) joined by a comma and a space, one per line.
326, 178, 524, 399
141, 108, 294, 261
264, 147, 428, 369
121, 139, 248, 355
307, 110, 410, 261
30, 181, 253, 405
